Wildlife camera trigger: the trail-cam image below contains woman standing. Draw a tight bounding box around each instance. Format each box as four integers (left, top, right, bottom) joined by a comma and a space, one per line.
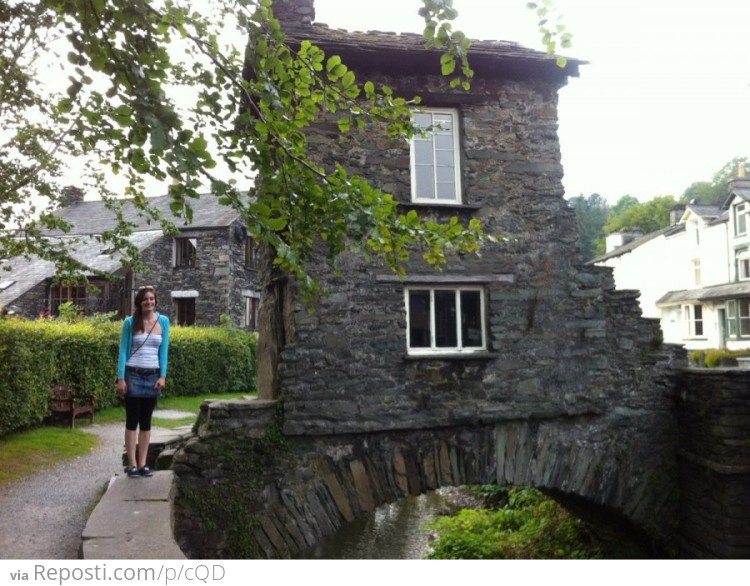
116, 286, 170, 478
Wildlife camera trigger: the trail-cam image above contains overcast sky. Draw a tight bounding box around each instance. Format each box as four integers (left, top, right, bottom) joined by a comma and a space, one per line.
314, 0, 750, 204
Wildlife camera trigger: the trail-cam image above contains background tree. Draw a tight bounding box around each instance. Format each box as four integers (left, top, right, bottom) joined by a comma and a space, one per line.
568, 193, 608, 261
679, 156, 749, 206
604, 195, 676, 236
1, 0, 569, 296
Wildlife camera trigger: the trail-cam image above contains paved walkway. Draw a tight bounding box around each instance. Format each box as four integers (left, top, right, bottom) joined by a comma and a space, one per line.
0, 412, 192, 560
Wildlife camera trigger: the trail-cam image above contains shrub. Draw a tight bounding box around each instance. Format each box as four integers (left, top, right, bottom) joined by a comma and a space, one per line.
427, 487, 603, 559
693, 348, 750, 368
0, 317, 257, 436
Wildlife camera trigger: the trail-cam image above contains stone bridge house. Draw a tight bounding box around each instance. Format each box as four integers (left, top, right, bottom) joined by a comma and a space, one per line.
172, 0, 749, 559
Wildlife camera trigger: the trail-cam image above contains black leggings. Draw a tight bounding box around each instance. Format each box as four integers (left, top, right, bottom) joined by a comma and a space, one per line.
125, 396, 158, 431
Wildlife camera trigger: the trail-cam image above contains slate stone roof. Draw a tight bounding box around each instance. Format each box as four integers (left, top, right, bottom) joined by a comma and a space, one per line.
0, 231, 163, 308
1, 194, 242, 309
657, 281, 750, 306
43, 194, 241, 236
283, 23, 582, 82
589, 224, 685, 264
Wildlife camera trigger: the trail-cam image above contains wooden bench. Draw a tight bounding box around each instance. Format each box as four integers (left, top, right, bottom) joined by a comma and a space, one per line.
49, 385, 95, 428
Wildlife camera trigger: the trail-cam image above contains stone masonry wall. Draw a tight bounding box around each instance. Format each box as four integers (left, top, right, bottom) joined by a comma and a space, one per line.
273, 70, 680, 444
677, 369, 750, 558
137, 221, 254, 326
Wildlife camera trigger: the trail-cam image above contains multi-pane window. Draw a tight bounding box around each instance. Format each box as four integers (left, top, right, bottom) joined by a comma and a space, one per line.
735, 203, 748, 237
737, 249, 750, 280
174, 238, 197, 268
683, 304, 704, 337
727, 299, 750, 337
405, 286, 485, 354
50, 282, 108, 315
410, 109, 461, 203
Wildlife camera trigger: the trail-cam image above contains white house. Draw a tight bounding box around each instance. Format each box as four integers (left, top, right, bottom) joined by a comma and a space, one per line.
593, 173, 750, 351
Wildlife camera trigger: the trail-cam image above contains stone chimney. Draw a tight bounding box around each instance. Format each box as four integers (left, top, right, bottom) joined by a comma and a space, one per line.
728, 163, 750, 194
60, 185, 84, 207
669, 203, 687, 225
272, 0, 315, 31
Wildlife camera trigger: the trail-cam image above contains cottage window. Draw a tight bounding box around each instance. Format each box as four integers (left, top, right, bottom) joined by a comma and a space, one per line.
175, 298, 195, 326
410, 108, 461, 204
737, 249, 750, 280
244, 238, 259, 270
727, 299, 750, 337
692, 258, 701, 287
50, 283, 108, 316
243, 291, 260, 330
405, 286, 485, 354
174, 238, 197, 268
735, 203, 748, 237
683, 304, 704, 337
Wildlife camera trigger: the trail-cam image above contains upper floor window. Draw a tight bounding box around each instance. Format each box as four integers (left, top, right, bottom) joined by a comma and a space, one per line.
245, 238, 259, 270
692, 258, 701, 287
410, 108, 461, 204
735, 203, 748, 237
405, 286, 485, 354
737, 249, 750, 281
174, 237, 197, 268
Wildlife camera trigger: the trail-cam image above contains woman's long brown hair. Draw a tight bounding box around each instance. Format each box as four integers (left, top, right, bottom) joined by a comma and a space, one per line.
132, 286, 157, 334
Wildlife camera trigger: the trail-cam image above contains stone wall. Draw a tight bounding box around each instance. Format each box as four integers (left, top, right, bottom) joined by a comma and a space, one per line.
269, 68, 680, 443
677, 368, 750, 558
137, 221, 255, 326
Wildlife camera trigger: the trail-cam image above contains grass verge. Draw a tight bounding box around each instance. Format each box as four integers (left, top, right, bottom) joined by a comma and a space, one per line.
0, 427, 98, 488
0, 392, 251, 487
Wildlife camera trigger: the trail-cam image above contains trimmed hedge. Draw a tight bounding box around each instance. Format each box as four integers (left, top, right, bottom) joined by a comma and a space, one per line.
689, 348, 750, 368
0, 318, 257, 436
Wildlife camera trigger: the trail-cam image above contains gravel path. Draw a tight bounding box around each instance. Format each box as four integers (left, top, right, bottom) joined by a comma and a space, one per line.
0, 409, 197, 559
0, 423, 125, 559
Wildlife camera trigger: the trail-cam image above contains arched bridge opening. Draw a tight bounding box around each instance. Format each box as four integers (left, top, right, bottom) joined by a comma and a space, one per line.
172, 400, 677, 559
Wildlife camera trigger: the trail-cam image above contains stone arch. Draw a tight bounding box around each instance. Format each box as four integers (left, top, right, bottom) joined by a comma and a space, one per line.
174, 401, 676, 558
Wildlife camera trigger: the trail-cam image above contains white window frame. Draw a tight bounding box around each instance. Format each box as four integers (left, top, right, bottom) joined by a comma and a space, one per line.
737, 249, 750, 281
405, 286, 486, 355
692, 258, 701, 287
735, 202, 748, 237
409, 108, 462, 204
683, 303, 704, 338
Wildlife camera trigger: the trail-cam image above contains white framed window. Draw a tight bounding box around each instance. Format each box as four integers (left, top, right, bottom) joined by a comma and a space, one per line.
683, 304, 704, 337
737, 249, 750, 280
410, 108, 461, 204
692, 258, 701, 287
243, 290, 260, 331
735, 203, 748, 237
405, 286, 485, 354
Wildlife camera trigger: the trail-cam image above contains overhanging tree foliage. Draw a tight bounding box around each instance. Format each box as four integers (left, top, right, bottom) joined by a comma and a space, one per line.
1, 0, 568, 297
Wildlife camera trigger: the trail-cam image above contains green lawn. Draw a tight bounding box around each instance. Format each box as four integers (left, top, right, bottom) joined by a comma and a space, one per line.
0, 392, 251, 487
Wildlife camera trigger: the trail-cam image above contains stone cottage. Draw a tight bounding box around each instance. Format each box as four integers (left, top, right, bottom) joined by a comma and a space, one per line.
0, 189, 261, 328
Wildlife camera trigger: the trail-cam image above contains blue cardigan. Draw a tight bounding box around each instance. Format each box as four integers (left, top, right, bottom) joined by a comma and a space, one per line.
117, 313, 170, 380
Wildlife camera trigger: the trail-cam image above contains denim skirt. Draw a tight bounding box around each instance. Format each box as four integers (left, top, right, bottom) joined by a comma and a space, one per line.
125, 370, 161, 399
